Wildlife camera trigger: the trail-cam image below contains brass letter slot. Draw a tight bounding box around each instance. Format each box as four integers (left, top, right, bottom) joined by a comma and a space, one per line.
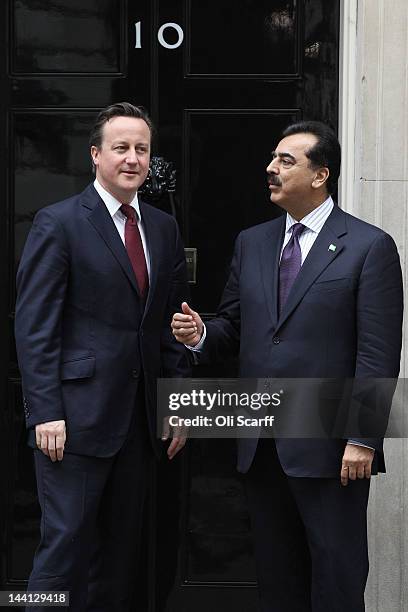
184, 248, 197, 284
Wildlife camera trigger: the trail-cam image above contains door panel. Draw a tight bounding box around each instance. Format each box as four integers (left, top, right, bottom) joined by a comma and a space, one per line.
187, 0, 299, 77
12, 0, 125, 74
1, 1, 340, 609
183, 109, 299, 313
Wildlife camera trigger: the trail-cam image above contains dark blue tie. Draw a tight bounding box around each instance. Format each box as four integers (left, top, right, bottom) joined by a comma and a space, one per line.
279, 223, 305, 314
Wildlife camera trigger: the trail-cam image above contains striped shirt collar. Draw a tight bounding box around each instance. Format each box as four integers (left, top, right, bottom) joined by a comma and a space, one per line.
93, 178, 141, 220
285, 196, 334, 235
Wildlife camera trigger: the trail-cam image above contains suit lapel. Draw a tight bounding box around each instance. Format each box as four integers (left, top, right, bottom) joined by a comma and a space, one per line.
81, 185, 140, 295
259, 215, 285, 327
138, 200, 160, 316
275, 205, 347, 332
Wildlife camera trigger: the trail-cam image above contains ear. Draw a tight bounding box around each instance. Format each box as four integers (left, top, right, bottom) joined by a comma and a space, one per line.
90, 145, 99, 168
312, 167, 330, 190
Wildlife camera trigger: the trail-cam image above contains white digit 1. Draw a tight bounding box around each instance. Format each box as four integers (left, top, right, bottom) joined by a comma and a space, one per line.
158, 23, 184, 49
135, 21, 141, 48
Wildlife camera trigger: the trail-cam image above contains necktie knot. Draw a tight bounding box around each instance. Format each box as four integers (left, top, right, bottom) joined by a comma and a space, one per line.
120, 203, 137, 224
290, 222, 305, 240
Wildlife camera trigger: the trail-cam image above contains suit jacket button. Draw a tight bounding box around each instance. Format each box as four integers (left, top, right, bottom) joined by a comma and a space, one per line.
132, 369, 138, 379
273, 337, 281, 345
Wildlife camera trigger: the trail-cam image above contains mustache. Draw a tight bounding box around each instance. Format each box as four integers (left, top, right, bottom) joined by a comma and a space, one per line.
267, 175, 282, 187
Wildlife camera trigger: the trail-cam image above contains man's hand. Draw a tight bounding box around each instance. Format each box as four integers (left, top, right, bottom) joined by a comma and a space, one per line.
161, 416, 188, 460
340, 443, 374, 486
35, 420, 66, 462
171, 302, 203, 347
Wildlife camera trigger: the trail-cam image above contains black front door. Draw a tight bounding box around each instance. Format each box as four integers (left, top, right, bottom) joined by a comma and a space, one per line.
1, 1, 340, 609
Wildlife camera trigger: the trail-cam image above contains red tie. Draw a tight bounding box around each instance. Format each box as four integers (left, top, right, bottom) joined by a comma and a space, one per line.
120, 204, 149, 298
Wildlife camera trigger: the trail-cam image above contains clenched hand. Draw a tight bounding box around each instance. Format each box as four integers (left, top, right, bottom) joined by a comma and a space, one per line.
340, 443, 374, 486
36, 420, 66, 462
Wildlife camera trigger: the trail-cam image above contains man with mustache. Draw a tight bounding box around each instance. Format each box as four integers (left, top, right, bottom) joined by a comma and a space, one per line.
171, 122, 403, 611
15, 102, 190, 610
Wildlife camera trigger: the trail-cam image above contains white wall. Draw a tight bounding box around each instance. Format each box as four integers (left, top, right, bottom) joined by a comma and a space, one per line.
341, 1, 408, 610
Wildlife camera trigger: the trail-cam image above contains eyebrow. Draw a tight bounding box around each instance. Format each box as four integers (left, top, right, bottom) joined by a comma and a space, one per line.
112, 140, 149, 146
271, 150, 297, 163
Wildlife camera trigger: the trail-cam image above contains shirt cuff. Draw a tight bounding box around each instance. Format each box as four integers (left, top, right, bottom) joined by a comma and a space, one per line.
186, 324, 206, 352
347, 441, 375, 451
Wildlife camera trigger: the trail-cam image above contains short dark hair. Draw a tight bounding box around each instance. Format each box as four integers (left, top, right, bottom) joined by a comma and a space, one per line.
281, 121, 341, 195
89, 102, 154, 149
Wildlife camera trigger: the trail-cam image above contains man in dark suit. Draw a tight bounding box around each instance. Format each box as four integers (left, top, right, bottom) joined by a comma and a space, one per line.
15, 102, 190, 611
171, 122, 403, 611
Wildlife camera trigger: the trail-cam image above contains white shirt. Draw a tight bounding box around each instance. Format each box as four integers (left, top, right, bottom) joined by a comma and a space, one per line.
93, 179, 151, 278
280, 195, 334, 263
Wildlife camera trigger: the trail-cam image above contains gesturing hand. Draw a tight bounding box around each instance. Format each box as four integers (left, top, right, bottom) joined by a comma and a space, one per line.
171, 301, 204, 347
35, 420, 66, 462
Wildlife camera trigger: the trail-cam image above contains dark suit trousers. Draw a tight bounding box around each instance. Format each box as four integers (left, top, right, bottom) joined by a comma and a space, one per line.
26, 389, 153, 612
244, 439, 370, 612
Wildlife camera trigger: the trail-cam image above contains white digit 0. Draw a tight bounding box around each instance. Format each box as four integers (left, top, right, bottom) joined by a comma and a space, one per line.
158, 23, 184, 49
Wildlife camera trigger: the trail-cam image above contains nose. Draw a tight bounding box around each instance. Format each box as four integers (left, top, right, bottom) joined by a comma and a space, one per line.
125, 148, 138, 164
266, 158, 279, 174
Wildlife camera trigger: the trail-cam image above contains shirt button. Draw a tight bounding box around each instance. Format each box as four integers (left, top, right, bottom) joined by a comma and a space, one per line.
273, 337, 281, 345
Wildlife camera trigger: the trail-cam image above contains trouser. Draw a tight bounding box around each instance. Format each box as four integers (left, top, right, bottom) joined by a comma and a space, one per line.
244, 438, 370, 612
26, 400, 153, 612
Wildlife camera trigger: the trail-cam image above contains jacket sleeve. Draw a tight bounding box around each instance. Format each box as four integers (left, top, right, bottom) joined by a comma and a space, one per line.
347, 231, 403, 450
202, 232, 242, 363
15, 208, 69, 428
160, 217, 192, 378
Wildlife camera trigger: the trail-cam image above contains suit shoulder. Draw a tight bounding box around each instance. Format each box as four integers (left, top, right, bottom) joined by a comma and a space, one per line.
238, 216, 284, 241
139, 201, 181, 236
33, 191, 84, 223
343, 211, 382, 234
140, 200, 176, 222
343, 210, 396, 245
